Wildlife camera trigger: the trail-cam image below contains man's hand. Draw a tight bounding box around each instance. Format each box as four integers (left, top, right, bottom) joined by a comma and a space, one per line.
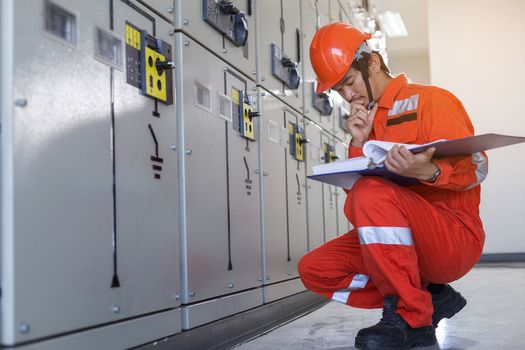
384, 146, 439, 181
347, 103, 378, 148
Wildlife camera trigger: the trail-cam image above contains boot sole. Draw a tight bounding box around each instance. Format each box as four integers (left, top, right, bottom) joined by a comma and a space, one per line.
355, 330, 437, 350
432, 292, 467, 327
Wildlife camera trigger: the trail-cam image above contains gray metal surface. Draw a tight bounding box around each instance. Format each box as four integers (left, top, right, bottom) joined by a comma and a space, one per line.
15, 309, 181, 350
181, 288, 263, 330
259, 88, 308, 289
112, 0, 180, 320
304, 120, 325, 251
174, 0, 256, 80
284, 110, 308, 276
256, 0, 303, 113
321, 134, 338, 241
2, 0, 180, 344
180, 35, 262, 308
5, 0, 115, 344
260, 91, 289, 285
299, 1, 334, 132
263, 278, 306, 304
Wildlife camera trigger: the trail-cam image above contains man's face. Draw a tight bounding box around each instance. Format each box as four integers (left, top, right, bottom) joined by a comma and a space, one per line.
331, 67, 369, 106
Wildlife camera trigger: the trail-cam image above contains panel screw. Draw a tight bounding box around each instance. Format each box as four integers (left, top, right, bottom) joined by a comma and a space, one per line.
228, 283, 234, 288
173, 293, 180, 300
167, 7, 174, 13
19, 323, 30, 334
15, 99, 27, 107
169, 29, 175, 36
189, 291, 195, 297
183, 18, 189, 25
257, 277, 263, 281
261, 76, 265, 81
184, 40, 190, 46
112, 305, 121, 314
171, 144, 177, 150
265, 276, 271, 280
261, 91, 266, 96
185, 149, 192, 155
222, 48, 227, 53
252, 70, 256, 75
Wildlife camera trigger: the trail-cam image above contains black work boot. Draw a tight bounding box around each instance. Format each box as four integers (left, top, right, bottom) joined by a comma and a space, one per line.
428, 283, 467, 327
354, 296, 436, 350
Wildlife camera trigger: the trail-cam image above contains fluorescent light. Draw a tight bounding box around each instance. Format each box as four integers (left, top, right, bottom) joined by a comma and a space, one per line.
379, 11, 408, 38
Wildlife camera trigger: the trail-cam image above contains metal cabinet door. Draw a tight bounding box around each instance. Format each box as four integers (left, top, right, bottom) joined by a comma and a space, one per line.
5, 0, 115, 344
321, 133, 338, 241
260, 91, 289, 284
284, 110, 308, 278
182, 36, 261, 303
112, 0, 180, 320
304, 120, 325, 250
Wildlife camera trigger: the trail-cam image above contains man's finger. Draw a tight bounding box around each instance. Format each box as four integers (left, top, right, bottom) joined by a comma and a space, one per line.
367, 103, 378, 124
398, 146, 415, 161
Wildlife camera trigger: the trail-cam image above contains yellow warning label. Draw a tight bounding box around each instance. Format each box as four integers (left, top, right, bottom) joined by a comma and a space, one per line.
243, 103, 255, 141
144, 47, 167, 102
296, 134, 303, 161
288, 123, 294, 135
231, 88, 240, 105
125, 23, 141, 50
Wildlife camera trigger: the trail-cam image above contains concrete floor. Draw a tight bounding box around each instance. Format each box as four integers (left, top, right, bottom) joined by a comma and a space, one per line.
234, 263, 525, 350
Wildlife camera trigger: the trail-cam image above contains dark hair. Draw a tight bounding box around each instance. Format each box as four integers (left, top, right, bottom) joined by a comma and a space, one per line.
351, 51, 390, 74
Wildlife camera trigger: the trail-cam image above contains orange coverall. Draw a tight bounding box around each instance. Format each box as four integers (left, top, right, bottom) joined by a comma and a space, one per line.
299, 74, 487, 328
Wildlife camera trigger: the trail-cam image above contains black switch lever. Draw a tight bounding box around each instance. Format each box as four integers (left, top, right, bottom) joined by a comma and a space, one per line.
248, 111, 260, 119
219, 0, 239, 14
299, 138, 310, 145
156, 61, 175, 70
281, 56, 297, 68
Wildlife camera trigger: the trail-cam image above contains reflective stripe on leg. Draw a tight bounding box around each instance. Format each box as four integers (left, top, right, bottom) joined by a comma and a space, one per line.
332, 274, 369, 304
358, 226, 413, 246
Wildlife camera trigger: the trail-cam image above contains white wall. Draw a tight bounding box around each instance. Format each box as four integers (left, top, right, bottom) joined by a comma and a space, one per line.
428, 0, 525, 253
388, 53, 431, 85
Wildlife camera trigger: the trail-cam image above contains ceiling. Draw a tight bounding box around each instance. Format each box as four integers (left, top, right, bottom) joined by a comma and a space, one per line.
373, 0, 429, 57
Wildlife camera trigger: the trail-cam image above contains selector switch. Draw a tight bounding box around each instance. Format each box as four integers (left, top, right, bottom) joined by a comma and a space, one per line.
271, 44, 301, 90
312, 83, 334, 116
204, 0, 249, 47
322, 143, 336, 163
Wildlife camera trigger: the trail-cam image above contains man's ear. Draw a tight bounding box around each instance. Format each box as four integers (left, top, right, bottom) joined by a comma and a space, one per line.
368, 53, 381, 73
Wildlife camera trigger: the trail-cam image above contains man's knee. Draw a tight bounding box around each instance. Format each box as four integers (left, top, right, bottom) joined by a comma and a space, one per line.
298, 251, 314, 280
347, 177, 399, 212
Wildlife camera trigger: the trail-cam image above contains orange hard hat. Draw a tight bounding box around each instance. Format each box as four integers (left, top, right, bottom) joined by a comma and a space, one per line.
310, 23, 372, 93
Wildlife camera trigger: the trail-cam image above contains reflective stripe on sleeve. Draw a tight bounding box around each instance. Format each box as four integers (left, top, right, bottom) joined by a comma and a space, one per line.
465, 152, 488, 190
357, 226, 413, 246
332, 274, 369, 304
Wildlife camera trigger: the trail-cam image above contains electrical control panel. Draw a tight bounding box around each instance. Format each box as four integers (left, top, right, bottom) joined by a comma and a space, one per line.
203, 0, 249, 47
125, 21, 174, 104
232, 88, 258, 140
322, 142, 338, 163
271, 44, 300, 90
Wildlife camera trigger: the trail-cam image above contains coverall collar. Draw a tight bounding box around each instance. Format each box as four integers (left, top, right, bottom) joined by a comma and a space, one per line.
378, 74, 408, 109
